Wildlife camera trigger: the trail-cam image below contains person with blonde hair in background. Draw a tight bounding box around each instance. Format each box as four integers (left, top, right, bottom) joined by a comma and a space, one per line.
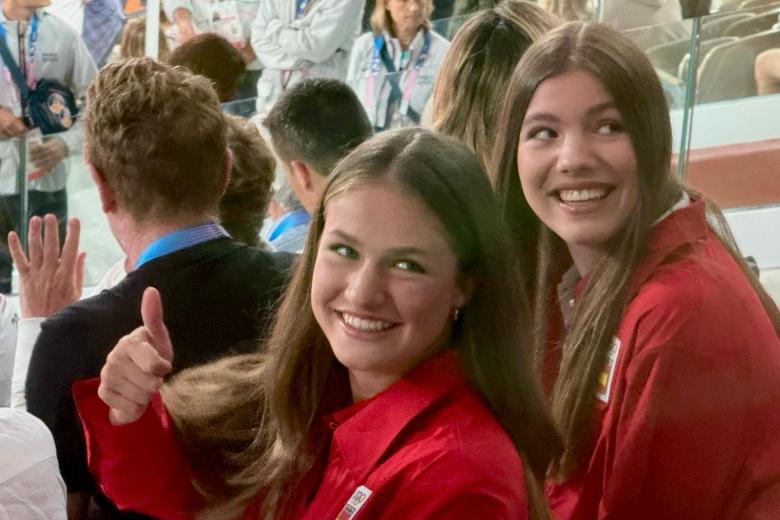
73, 128, 562, 519
428, 0, 558, 172
117, 17, 170, 61
492, 22, 780, 519
348, 0, 449, 130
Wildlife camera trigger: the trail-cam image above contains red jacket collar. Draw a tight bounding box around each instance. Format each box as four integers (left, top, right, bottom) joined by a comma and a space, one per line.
626, 198, 708, 297
323, 349, 466, 483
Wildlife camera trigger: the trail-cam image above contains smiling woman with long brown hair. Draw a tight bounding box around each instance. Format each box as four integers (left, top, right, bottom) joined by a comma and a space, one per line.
74, 128, 561, 519
492, 21, 780, 520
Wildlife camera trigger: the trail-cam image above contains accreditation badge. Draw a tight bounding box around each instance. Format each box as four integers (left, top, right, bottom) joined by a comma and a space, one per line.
335, 485, 373, 520
596, 337, 621, 404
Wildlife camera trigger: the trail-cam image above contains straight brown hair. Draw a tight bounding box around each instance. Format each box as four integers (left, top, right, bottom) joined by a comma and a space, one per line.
429, 0, 559, 173
165, 129, 562, 518
490, 21, 780, 479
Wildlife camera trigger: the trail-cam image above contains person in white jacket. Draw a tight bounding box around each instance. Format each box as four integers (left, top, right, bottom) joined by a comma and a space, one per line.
163, 0, 261, 96
0, 0, 96, 293
347, 0, 448, 130
250, 0, 364, 117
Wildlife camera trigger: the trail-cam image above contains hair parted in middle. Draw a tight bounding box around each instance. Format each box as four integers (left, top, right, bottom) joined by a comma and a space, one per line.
429, 0, 559, 173
84, 57, 227, 223
162, 128, 561, 519
491, 21, 780, 480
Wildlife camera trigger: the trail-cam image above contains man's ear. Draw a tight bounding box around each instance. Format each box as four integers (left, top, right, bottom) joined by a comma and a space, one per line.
88, 163, 117, 214
289, 159, 314, 193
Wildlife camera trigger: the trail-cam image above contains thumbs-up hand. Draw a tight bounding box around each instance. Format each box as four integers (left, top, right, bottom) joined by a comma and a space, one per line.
98, 287, 174, 425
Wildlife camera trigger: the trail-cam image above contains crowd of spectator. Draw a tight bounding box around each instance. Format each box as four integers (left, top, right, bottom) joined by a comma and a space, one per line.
0, 0, 779, 519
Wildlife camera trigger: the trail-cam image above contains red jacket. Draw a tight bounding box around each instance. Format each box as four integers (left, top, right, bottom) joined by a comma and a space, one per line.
74, 350, 527, 519
545, 200, 780, 519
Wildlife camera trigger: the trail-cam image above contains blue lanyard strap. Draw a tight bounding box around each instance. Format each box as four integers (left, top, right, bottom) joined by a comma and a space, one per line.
295, 0, 310, 18
135, 222, 230, 269
268, 209, 310, 242
0, 13, 38, 60
370, 30, 431, 77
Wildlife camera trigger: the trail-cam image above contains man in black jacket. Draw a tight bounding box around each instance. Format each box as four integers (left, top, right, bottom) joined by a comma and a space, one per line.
23, 58, 294, 518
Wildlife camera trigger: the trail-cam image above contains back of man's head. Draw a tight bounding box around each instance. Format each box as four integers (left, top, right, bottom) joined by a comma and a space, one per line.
263, 78, 372, 177
169, 33, 246, 102
84, 58, 227, 223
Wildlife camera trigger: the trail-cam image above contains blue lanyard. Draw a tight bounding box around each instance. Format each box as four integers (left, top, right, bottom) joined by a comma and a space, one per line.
0, 13, 38, 66
135, 222, 230, 269
268, 209, 309, 242
369, 29, 431, 76
295, 0, 310, 18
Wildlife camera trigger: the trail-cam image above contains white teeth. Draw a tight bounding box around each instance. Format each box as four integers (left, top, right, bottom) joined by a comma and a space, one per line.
558, 188, 607, 202
342, 313, 394, 332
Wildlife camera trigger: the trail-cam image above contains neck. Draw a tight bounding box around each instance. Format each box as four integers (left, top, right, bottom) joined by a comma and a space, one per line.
349, 370, 399, 402
567, 243, 605, 278
2, 1, 34, 21
395, 26, 418, 50
114, 214, 215, 269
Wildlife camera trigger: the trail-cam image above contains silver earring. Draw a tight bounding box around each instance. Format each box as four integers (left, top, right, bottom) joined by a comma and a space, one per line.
451, 308, 460, 322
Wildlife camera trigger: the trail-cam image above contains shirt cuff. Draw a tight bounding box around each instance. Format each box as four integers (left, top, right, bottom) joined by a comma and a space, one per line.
11, 318, 45, 409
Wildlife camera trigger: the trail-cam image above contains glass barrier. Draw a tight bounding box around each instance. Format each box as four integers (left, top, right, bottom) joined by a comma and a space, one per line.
4, 120, 124, 294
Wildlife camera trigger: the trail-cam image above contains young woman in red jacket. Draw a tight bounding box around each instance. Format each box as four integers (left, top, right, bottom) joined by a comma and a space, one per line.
74, 128, 561, 519
491, 21, 780, 520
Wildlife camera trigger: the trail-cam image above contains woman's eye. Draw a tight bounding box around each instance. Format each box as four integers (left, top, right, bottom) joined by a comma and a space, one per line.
596, 121, 624, 135
526, 127, 557, 141
329, 244, 357, 259
394, 259, 425, 273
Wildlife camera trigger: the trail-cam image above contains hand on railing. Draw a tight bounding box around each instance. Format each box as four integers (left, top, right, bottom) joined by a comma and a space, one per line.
99, 287, 174, 425
0, 107, 26, 139
8, 215, 86, 318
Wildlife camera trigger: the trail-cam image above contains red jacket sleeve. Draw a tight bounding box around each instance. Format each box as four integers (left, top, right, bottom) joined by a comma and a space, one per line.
598, 301, 780, 520
72, 378, 202, 520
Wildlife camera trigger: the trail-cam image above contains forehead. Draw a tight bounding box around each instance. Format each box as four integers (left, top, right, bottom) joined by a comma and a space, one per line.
525, 69, 618, 118
322, 181, 453, 253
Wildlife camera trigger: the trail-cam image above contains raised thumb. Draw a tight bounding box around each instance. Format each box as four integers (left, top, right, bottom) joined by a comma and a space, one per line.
140, 286, 174, 364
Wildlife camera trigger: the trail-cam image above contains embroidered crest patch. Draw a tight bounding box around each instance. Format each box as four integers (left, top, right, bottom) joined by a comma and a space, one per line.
596, 337, 621, 404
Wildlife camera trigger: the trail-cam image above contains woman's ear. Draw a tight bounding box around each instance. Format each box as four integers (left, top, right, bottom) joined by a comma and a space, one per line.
453, 274, 476, 310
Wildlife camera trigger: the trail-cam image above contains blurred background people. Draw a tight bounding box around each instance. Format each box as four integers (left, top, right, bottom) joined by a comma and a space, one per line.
263, 174, 310, 253
250, 0, 364, 117
0, 0, 97, 294
262, 78, 373, 214
428, 0, 558, 172
169, 32, 246, 103
114, 16, 171, 61
162, 0, 261, 98
348, 0, 449, 130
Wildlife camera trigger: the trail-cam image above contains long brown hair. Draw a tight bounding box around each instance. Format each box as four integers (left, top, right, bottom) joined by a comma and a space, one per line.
490, 21, 780, 480
166, 129, 561, 518
429, 0, 559, 173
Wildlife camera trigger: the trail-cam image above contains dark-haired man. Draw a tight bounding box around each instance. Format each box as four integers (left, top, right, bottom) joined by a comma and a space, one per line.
263, 77, 373, 214
23, 58, 293, 517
